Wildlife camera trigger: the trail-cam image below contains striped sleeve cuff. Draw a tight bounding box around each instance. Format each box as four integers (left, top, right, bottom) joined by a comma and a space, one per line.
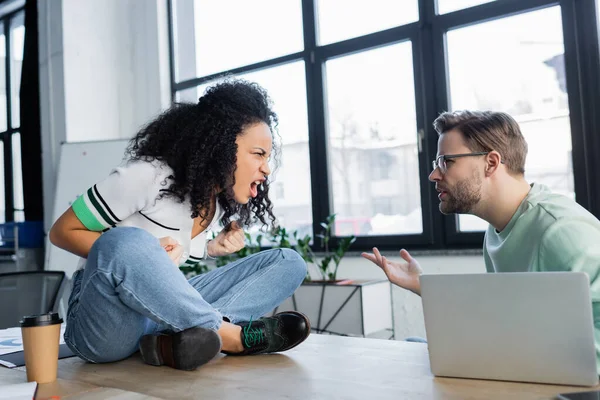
181, 255, 204, 267
72, 185, 121, 231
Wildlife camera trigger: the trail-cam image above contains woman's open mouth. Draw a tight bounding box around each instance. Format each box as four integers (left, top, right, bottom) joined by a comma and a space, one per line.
250, 181, 261, 198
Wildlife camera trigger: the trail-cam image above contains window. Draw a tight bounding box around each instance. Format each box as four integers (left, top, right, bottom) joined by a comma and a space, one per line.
0, 4, 24, 223
10, 12, 22, 127
274, 182, 285, 200
169, 0, 311, 236
169, 0, 600, 251
437, 0, 496, 15
317, 0, 419, 45
371, 152, 394, 181
446, 6, 573, 232
171, 0, 304, 81
325, 42, 422, 236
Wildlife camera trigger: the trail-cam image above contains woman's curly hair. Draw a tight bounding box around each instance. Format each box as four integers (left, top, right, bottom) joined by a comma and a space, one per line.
126, 78, 279, 228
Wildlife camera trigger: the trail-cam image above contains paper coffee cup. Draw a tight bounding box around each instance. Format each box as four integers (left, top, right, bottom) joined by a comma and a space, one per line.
20, 313, 63, 384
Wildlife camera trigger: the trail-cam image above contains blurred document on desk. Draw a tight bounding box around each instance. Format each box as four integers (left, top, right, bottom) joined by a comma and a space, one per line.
0, 381, 37, 399
0, 325, 66, 356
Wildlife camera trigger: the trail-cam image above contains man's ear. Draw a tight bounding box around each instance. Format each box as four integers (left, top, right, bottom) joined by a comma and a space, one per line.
485, 151, 502, 177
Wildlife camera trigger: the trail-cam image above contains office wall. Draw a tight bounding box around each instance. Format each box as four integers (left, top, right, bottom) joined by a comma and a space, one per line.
38, 0, 171, 230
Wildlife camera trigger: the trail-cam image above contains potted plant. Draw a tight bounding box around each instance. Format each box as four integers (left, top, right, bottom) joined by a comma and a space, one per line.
292, 214, 356, 283
180, 214, 394, 339
272, 215, 393, 338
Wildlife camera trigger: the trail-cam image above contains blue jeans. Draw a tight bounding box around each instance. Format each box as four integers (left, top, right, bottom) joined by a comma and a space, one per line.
64, 227, 307, 363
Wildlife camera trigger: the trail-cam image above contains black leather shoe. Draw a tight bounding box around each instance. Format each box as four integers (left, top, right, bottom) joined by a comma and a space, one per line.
228, 311, 311, 355
139, 326, 222, 370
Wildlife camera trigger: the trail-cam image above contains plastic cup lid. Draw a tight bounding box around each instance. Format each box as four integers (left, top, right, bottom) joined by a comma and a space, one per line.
20, 312, 63, 327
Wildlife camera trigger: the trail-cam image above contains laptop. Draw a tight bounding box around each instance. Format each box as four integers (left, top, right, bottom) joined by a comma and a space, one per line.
420, 272, 599, 386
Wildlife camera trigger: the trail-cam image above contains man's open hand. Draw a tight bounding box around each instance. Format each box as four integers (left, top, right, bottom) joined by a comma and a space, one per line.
361, 247, 423, 295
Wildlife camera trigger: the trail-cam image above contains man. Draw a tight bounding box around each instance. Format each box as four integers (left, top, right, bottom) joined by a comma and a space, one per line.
362, 110, 600, 368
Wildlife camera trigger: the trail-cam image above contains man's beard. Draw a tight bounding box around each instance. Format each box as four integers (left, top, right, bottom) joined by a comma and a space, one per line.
439, 171, 482, 215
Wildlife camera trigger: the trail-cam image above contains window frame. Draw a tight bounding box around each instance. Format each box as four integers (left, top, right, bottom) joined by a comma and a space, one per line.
0, 1, 25, 223
167, 0, 600, 252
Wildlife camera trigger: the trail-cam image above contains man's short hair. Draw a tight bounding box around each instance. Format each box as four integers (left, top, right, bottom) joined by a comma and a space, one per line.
433, 110, 527, 175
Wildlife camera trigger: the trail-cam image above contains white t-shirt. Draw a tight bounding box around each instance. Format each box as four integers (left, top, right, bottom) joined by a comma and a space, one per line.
71, 159, 223, 270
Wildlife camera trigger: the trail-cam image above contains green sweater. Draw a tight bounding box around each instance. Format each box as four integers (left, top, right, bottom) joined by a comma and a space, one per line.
484, 183, 600, 371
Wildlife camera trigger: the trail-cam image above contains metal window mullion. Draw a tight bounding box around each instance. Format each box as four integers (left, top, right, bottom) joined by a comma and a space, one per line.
559, 0, 600, 218
166, 0, 176, 103
0, 2, 25, 22
3, 132, 12, 222
427, 0, 466, 247
5, 17, 12, 133
302, 0, 331, 249
4, 18, 13, 222
576, 0, 600, 218
429, 0, 499, 247
314, 22, 419, 60
413, 0, 442, 247
173, 52, 305, 92
436, 0, 559, 31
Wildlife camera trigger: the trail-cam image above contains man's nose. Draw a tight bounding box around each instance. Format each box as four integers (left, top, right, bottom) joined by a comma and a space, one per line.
429, 167, 442, 182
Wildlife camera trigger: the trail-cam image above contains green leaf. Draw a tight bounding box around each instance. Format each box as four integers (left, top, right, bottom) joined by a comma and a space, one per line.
179, 262, 210, 278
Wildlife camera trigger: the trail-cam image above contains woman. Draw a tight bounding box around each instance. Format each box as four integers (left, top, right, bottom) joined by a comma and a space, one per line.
49, 79, 310, 371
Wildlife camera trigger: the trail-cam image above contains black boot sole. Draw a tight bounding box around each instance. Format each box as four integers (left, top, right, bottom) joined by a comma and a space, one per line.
139, 326, 222, 370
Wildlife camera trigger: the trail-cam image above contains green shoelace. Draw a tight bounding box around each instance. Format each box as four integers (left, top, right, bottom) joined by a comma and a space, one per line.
243, 316, 265, 348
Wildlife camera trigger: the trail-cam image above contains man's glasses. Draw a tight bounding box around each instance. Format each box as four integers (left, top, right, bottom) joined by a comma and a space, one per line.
432, 152, 490, 174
